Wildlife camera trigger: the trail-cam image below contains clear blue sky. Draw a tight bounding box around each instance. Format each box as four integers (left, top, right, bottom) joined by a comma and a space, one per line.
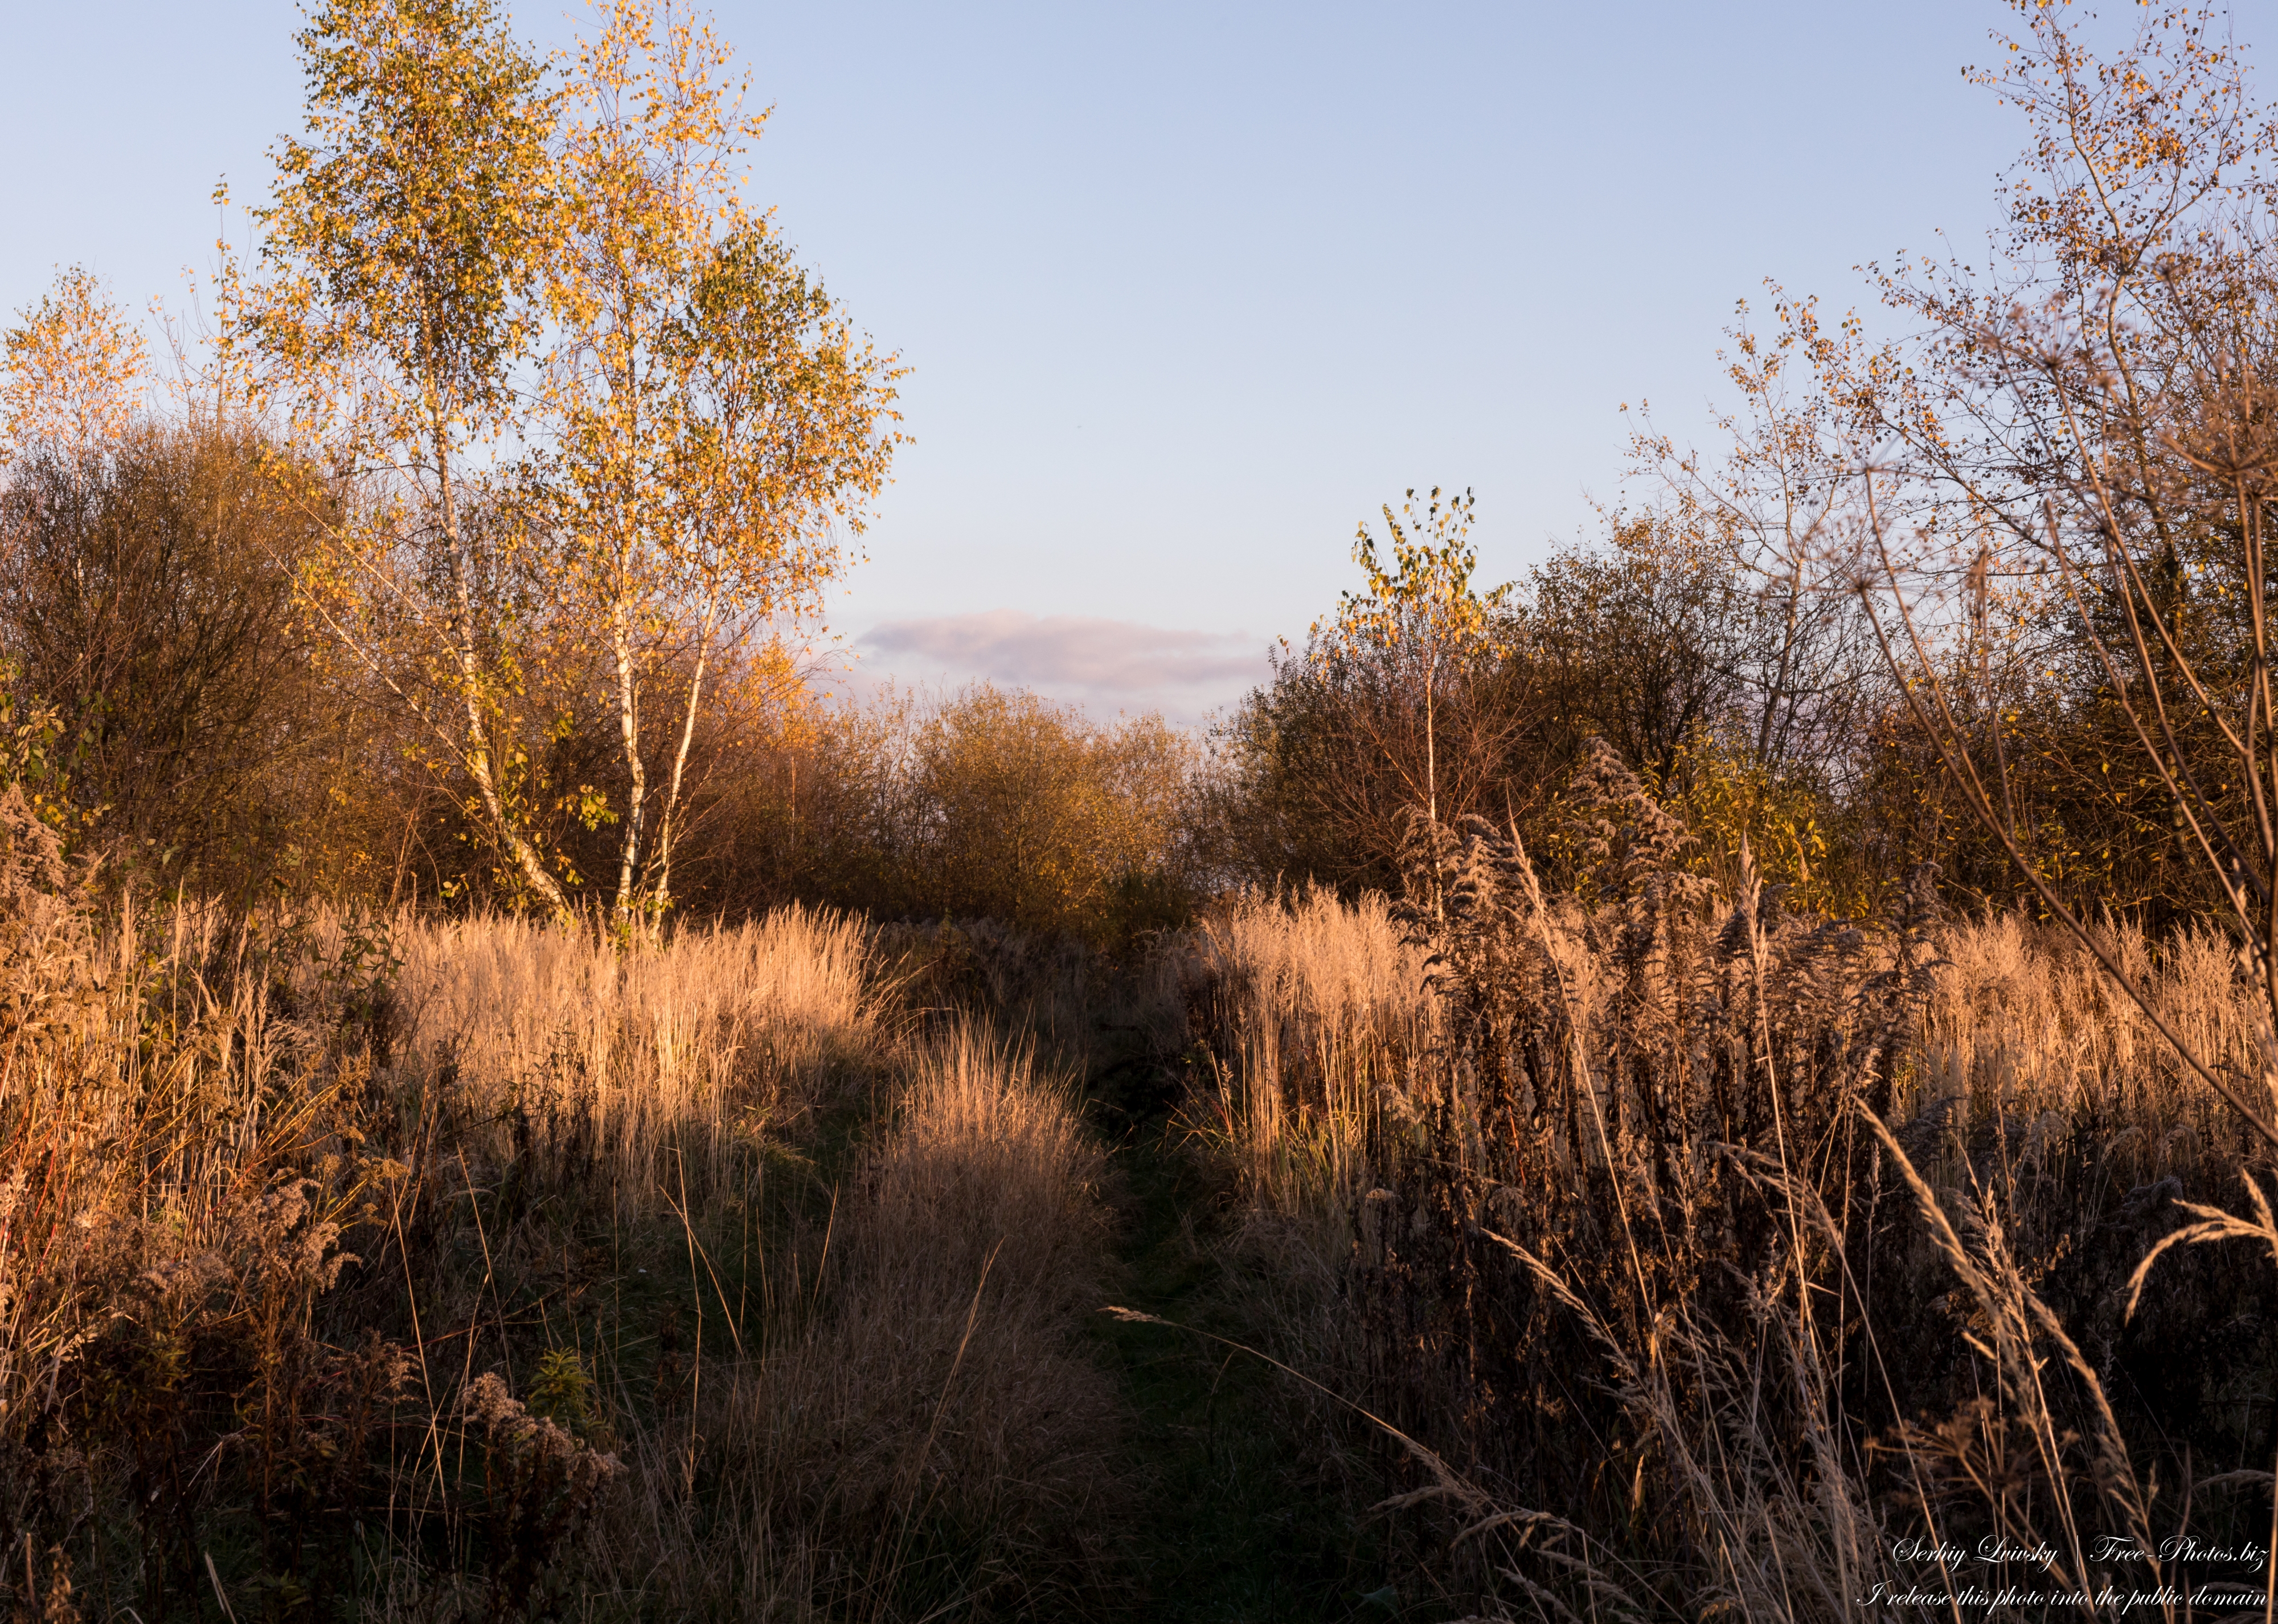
2, 0, 2038, 719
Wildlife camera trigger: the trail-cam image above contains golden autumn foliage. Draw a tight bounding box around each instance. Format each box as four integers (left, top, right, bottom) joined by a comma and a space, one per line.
1313, 486, 1509, 829
907, 687, 1196, 941
0, 267, 148, 460
247, 0, 570, 910
679, 682, 1201, 944
543, 0, 902, 927
233, 0, 900, 928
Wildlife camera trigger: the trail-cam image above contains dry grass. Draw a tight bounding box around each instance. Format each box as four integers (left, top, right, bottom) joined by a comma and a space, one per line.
1159, 885, 1432, 1215
700, 1023, 1121, 1611
1163, 772, 2278, 1619
1915, 912, 2271, 1174
19, 734, 2278, 1621
0, 799, 1126, 1622
554, 1019, 1125, 1621
391, 903, 880, 1202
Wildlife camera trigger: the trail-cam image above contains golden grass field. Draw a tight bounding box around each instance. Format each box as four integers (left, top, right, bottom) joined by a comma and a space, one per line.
7, 786, 2278, 1618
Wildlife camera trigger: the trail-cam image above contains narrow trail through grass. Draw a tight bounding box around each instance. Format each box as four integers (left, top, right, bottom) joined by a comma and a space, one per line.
1081, 1033, 1400, 1624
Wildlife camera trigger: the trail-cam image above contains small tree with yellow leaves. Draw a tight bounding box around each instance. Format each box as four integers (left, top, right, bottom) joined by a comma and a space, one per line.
1316, 486, 1511, 828
540, 0, 902, 929
243, 0, 572, 914
2, 267, 149, 464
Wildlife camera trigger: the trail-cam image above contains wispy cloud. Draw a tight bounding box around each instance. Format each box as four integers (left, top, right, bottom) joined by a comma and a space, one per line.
847, 611, 1269, 723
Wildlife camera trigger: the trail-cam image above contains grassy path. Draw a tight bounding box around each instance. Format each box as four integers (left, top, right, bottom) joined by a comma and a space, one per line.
1083, 1042, 1401, 1623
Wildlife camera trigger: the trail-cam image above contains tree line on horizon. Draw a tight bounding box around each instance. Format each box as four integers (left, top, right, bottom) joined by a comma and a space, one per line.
5, 0, 2276, 955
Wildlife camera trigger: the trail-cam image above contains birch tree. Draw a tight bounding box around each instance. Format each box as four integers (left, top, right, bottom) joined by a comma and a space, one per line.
244, 0, 570, 913
2, 268, 149, 463
545, 0, 902, 928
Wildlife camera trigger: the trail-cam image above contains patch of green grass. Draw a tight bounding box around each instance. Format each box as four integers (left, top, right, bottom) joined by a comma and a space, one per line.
1085, 1025, 1411, 1623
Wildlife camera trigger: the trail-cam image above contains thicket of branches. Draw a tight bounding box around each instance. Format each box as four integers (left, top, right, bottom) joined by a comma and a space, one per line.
6, 0, 2278, 957
14, 2, 2278, 957
1212, 2, 2278, 943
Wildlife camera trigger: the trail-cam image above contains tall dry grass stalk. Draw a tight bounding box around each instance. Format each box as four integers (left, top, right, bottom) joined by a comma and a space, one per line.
1163, 885, 1432, 1215
1168, 753, 2278, 1619
0, 801, 1125, 1622
392, 904, 879, 1203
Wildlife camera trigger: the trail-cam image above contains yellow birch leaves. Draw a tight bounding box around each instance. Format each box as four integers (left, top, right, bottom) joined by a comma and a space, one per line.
229, 0, 901, 917
1329, 486, 1508, 666
253, 0, 556, 461
244, 0, 572, 914
1, 268, 149, 460
543, 0, 903, 922
1314, 487, 1511, 827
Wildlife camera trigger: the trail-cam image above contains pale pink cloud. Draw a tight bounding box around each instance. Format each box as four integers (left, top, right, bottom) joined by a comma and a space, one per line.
849, 611, 1269, 723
